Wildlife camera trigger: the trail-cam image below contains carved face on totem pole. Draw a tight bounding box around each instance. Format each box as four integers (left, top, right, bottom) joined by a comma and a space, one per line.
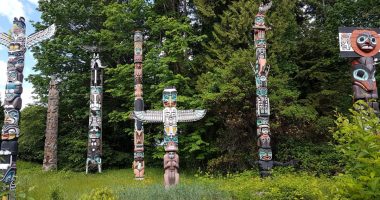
88, 138, 101, 164
1, 125, 19, 140
134, 84, 143, 97
339, 28, 380, 58
12, 17, 26, 41
134, 129, 144, 151
259, 148, 272, 161
134, 31, 143, 63
134, 63, 143, 83
339, 28, 380, 113
4, 110, 20, 126
162, 87, 177, 107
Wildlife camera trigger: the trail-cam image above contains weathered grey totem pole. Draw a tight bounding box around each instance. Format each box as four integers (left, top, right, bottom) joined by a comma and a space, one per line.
86, 53, 105, 174
0, 17, 55, 197
133, 87, 206, 187
339, 27, 380, 112
43, 75, 60, 171
133, 31, 145, 180
252, 1, 273, 177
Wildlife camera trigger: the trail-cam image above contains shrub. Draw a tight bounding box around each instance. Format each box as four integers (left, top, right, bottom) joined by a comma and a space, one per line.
332, 101, 380, 199
80, 187, 117, 200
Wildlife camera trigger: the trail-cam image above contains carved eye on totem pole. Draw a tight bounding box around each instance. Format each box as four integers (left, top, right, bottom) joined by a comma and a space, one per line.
352, 61, 377, 93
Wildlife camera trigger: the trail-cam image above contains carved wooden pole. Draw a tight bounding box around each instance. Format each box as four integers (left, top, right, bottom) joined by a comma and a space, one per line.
0, 17, 55, 198
133, 31, 145, 179
252, 1, 273, 177
43, 76, 60, 171
339, 27, 380, 113
86, 53, 105, 173
133, 87, 206, 188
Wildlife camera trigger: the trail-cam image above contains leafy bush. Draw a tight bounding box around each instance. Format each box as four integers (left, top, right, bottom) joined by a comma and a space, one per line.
332, 101, 380, 199
80, 187, 117, 200
198, 170, 343, 200
276, 138, 343, 176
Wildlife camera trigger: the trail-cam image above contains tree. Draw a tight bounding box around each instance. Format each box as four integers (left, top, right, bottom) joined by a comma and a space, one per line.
19, 105, 47, 162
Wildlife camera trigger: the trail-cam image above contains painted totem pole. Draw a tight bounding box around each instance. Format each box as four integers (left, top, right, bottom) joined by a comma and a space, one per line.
339, 27, 380, 113
133, 87, 206, 187
86, 53, 106, 173
252, 1, 273, 177
0, 17, 55, 197
133, 31, 145, 180
43, 75, 60, 171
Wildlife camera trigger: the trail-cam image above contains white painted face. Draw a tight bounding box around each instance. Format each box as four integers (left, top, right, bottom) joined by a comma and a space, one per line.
163, 108, 177, 126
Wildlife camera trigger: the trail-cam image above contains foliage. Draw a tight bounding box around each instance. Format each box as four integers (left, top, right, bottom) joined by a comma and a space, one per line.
332, 101, 380, 199
80, 187, 117, 200
198, 171, 344, 200
16, 161, 352, 200
20, 0, 380, 176
276, 138, 343, 176
19, 105, 47, 162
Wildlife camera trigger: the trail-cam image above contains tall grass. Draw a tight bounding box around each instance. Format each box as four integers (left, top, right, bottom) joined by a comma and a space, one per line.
15, 161, 344, 200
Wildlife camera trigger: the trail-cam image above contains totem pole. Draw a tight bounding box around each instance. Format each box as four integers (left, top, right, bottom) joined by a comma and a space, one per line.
86, 53, 106, 174
133, 87, 206, 187
252, 1, 273, 177
133, 31, 145, 180
339, 27, 380, 113
0, 17, 55, 197
43, 75, 60, 171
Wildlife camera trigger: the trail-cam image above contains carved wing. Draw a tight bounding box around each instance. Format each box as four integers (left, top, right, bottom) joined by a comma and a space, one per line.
26, 24, 56, 49
177, 110, 206, 122
133, 110, 163, 123
0, 33, 11, 47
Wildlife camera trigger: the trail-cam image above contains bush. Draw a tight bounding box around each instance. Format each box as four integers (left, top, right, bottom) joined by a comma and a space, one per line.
80, 187, 117, 200
197, 170, 343, 200
276, 138, 343, 176
332, 101, 380, 199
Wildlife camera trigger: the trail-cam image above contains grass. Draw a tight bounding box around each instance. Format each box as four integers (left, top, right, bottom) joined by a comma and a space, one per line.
14, 161, 344, 200
16, 161, 230, 199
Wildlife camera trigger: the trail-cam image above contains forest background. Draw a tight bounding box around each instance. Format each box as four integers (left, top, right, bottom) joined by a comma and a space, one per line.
0, 0, 379, 188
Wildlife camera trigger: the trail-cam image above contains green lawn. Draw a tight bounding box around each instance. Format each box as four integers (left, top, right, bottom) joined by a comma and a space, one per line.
14, 161, 343, 200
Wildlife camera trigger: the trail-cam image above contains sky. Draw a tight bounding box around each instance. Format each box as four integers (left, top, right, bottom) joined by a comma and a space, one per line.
0, 0, 43, 108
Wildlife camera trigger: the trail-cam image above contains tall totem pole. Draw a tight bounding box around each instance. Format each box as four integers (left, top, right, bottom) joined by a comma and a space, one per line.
133, 87, 206, 187
0, 17, 55, 197
339, 27, 380, 112
133, 31, 145, 180
86, 53, 106, 173
43, 75, 60, 171
252, 1, 273, 177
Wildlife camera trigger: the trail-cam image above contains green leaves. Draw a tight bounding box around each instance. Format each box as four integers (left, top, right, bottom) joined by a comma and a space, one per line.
333, 101, 380, 199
